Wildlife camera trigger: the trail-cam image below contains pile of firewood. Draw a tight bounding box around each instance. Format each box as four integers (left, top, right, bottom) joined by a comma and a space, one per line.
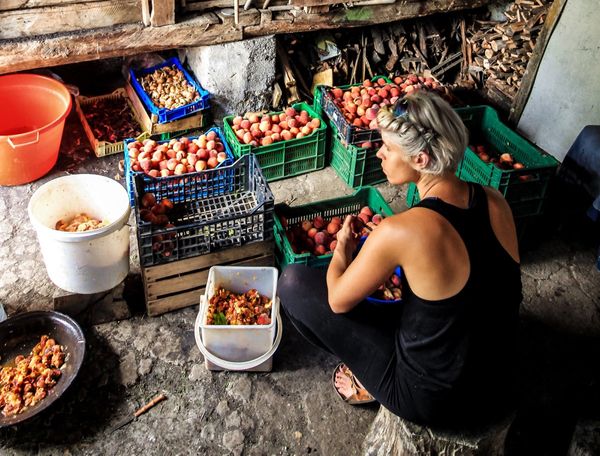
276, 16, 466, 106
466, 0, 550, 98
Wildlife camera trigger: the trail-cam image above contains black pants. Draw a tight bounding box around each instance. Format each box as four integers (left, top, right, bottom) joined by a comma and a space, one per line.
278, 264, 421, 421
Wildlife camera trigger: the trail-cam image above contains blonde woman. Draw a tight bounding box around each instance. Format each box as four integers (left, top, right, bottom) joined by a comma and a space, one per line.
278, 91, 522, 426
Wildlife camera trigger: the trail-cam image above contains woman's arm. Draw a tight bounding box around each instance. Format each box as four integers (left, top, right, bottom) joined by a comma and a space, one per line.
326, 215, 403, 313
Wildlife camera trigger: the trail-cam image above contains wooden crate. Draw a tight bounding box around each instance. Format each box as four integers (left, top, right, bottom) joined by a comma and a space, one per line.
125, 77, 207, 136
75, 88, 149, 157
143, 240, 274, 316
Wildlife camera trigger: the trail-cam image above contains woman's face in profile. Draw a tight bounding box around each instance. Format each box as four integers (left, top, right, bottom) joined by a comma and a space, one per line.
377, 132, 419, 185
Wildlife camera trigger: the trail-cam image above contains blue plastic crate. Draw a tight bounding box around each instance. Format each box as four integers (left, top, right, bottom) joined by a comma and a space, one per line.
125, 127, 234, 206
129, 57, 210, 124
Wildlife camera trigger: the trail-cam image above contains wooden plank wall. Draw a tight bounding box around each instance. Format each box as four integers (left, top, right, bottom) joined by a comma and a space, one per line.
0, 0, 142, 39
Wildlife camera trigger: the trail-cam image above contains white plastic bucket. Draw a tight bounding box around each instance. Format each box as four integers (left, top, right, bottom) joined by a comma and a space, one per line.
27, 174, 131, 294
195, 266, 282, 371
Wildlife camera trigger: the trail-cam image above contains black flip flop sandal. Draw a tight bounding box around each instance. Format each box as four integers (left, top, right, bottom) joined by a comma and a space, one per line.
332, 363, 377, 405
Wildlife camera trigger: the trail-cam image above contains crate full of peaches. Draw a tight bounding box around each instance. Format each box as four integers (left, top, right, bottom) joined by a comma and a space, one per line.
223, 102, 327, 181
321, 74, 445, 146
124, 127, 234, 206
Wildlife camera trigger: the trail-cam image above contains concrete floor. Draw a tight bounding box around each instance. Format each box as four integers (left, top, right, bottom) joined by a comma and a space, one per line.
1, 110, 599, 455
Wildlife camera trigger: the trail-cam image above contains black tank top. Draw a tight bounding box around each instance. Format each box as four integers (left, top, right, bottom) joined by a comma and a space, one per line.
396, 183, 522, 422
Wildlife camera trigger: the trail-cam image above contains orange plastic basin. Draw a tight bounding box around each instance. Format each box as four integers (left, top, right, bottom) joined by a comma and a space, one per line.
0, 74, 72, 186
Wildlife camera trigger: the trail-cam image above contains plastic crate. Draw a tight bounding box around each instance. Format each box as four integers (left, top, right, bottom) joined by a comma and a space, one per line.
329, 122, 385, 188
313, 75, 391, 117
223, 102, 327, 182
75, 88, 149, 157
134, 154, 274, 267
124, 127, 234, 206
319, 76, 393, 146
129, 57, 210, 124
455, 106, 559, 217
273, 187, 394, 269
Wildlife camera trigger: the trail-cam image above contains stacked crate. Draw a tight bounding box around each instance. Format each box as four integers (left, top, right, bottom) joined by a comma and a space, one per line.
313, 77, 390, 189
406, 105, 559, 237
132, 153, 275, 316
125, 57, 210, 140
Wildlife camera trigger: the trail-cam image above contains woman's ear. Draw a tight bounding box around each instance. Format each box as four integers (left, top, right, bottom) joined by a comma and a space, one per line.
412, 151, 430, 170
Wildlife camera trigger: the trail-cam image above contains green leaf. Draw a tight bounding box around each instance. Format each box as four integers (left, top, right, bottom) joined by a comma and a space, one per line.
213, 312, 228, 325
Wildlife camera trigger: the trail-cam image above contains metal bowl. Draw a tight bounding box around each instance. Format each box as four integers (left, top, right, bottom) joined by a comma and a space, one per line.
0, 311, 85, 427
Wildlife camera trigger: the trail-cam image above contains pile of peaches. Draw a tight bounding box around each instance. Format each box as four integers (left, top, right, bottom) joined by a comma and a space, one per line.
327, 74, 442, 132
127, 131, 229, 178
229, 107, 321, 147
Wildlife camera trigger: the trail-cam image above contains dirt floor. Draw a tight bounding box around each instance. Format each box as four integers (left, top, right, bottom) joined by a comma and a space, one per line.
1, 108, 599, 456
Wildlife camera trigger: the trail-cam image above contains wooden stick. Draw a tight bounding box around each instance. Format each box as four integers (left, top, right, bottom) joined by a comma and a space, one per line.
134, 394, 167, 417
233, 0, 239, 26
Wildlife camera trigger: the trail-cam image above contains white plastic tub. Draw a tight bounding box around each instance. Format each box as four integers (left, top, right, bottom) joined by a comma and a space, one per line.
27, 174, 131, 294
195, 266, 281, 371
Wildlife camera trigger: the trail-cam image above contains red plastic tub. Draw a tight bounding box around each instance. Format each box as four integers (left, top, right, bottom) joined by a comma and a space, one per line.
0, 74, 72, 186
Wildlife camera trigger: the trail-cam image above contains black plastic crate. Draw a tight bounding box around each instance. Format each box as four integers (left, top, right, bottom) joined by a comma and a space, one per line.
134, 154, 275, 267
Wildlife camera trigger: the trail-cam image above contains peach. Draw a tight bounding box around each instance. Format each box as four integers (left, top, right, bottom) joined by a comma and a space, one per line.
372, 214, 383, 225
307, 227, 318, 239
187, 143, 199, 154
217, 152, 228, 163
281, 130, 292, 141
302, 220, 313, 232
195, 160, 207, 172
160, 169, 171, 177
326, 222, 340, 235
360, 206, 373, 217
314, 231, 329, 246
174, 163, 186, 175
310, 118, 321, 129
332, 88, 343, 99
248, 113, 260, 123
285, 107, 297, 117
261, 136, 273, 146
314, 244, 327, 256
233, 115, 243, 126
207, 156, 219, 168
206, 140, 216, 151
357, 212, 370, 225
197, 149, 209, 160
331, 216, 342, 225
301, 126, 312, 136
313, 216, 326, 229
243, 132, 253, 144
206, 131, 217, 141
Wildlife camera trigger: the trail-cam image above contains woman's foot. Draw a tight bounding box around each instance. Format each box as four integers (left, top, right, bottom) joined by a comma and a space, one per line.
332, 363, 376, 405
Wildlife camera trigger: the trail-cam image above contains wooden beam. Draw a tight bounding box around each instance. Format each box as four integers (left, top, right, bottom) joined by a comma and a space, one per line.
244, 0, 489, 36
151, 0, 176, 26
0, 0, 141, 40
0, 13, 240, 75
508, 0, 568, 125
0, 0, 86, 12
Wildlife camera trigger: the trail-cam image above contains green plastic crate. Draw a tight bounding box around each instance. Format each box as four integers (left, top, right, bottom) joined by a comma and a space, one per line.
223, 102, 326, 182
455, 105, 559, 217
273, 187, 394, 269
329, 121, 386, 188
313, 75, 392, 122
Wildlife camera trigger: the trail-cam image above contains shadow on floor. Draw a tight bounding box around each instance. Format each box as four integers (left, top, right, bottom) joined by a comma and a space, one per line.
506, 317, 600, 456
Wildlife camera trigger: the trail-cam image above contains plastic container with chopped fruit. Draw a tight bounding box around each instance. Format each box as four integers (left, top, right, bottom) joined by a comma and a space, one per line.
194, 266, 282, 372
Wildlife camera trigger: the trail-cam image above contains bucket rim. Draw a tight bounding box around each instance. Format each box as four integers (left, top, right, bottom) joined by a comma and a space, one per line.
27, 174, 131, 243
0, 74, 72, 138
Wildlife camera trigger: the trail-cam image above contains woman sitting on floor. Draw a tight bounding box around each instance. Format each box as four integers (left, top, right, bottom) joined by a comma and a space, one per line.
278, 91, 522, 427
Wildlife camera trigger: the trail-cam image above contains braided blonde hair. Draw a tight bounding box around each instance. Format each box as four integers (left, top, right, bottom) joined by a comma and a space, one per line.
377, 91, 468, 175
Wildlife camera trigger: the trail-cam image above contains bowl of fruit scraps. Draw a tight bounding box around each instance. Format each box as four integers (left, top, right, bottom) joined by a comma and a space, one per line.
0, 311, 85, 427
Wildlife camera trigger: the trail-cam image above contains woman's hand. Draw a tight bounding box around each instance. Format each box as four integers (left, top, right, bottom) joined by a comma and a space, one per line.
334, 215, 359, 265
